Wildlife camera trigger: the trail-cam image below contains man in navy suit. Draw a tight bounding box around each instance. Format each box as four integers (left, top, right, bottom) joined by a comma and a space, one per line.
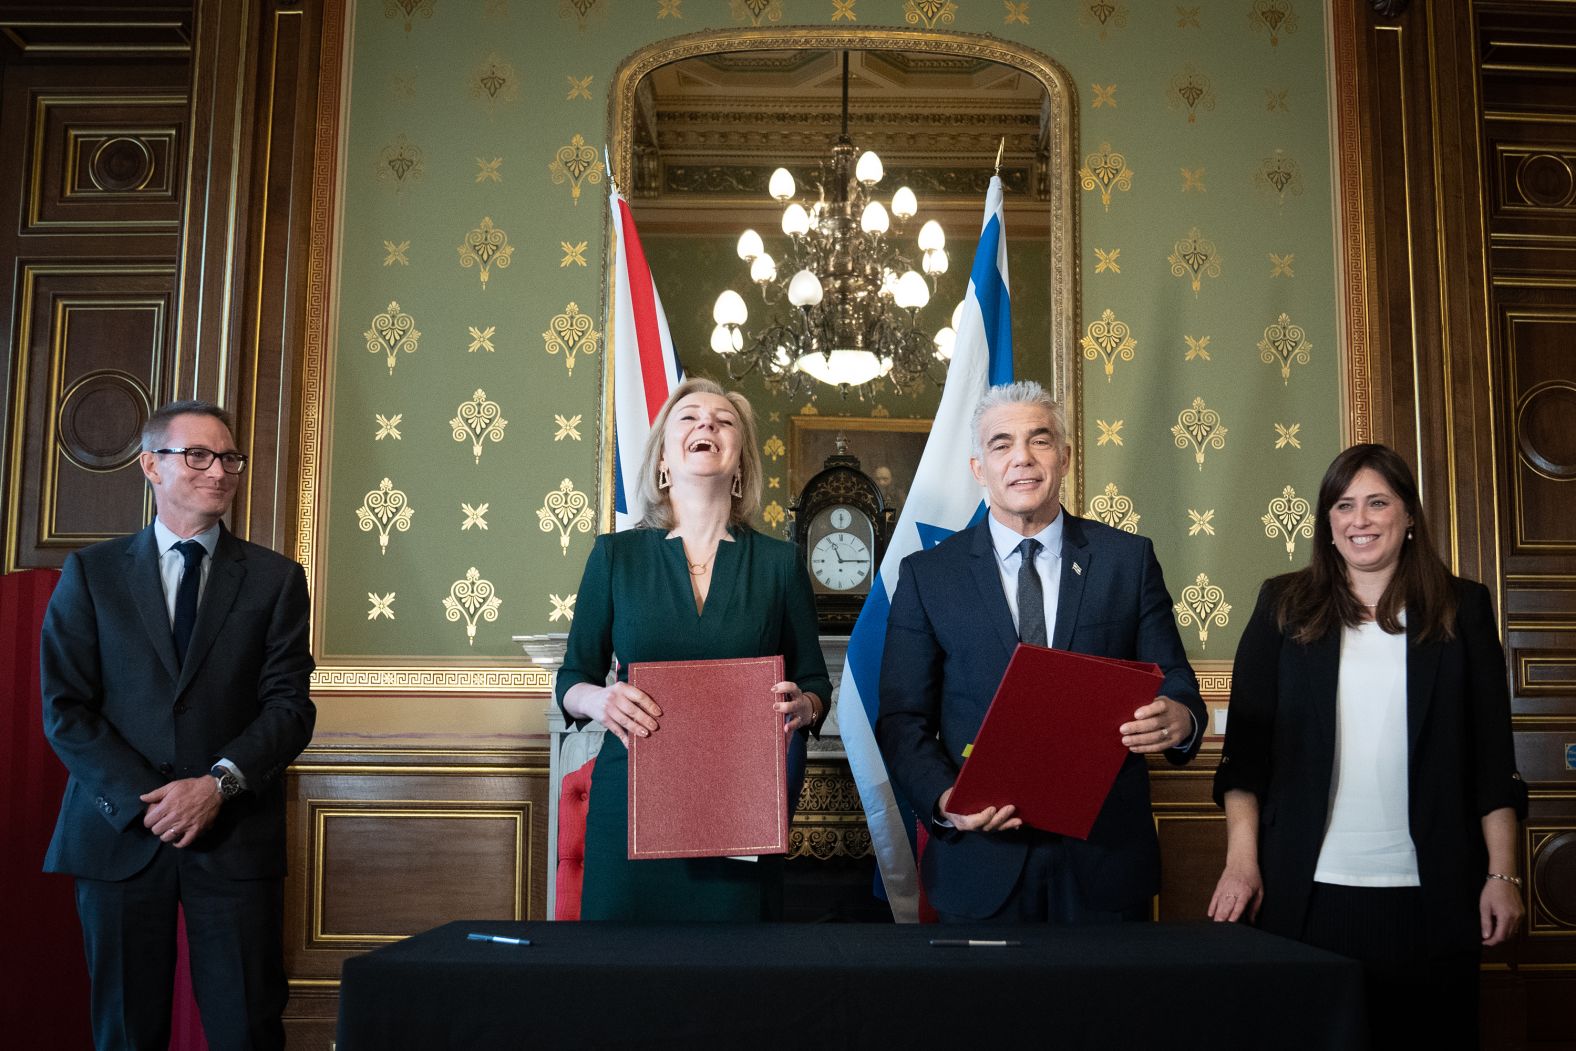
877, 381, 1203, 923
41, 400, 315, 1049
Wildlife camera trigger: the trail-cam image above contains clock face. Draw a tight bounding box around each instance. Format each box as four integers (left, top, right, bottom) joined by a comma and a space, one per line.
810, 531, 873, 591
830, 506, 852, 529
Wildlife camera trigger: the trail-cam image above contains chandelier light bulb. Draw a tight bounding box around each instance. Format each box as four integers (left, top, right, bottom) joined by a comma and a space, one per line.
768, 167, 796, 201
891, 185, 917, 220
736, 228, 764, 261
713, 289, 748, 327
781, 203, 811, 237
933, 326, 956, 361
787, 268, 824, 307
918, 219, 946, 251
860, 200, 890, 234
879, 268, 899, 298
751, 253, 778, 284
854, 150, 884, 186
923, 248, 949, 276
895, 270, 930, 310
711, 324, 738, 356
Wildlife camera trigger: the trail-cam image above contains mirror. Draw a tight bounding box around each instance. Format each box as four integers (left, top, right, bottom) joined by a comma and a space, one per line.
606, 29, 1080, 523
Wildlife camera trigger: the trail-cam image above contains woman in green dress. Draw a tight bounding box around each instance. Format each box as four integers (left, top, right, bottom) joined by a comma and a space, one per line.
556, 378, 832, 921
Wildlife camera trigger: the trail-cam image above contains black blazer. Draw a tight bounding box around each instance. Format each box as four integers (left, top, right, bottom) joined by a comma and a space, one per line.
41, 524, 316, 882
877, 513, 1204, 919
1214, 576, 1527, 950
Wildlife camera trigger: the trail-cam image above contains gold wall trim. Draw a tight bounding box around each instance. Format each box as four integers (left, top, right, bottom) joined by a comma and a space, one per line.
310, 803, 530, 945
1330, 0, 1374, 446
29, 95, 187, 230
603, 27, 1081, 531
309, 665, 549, 694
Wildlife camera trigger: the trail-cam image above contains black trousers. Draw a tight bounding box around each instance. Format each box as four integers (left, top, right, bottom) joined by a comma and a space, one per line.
74, 844, 286, 1051
938, 835, 1148, 925
1300, 882, 1480, 1050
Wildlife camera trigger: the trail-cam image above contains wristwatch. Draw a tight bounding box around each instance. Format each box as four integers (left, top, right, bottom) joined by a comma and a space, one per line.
210, 764, 243, 801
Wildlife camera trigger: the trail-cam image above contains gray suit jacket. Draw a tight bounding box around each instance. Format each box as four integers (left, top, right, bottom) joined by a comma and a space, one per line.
41, 523, 315, 881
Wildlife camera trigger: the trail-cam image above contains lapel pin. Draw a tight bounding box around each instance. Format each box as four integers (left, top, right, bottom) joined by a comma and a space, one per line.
1072, 562, 1083, 576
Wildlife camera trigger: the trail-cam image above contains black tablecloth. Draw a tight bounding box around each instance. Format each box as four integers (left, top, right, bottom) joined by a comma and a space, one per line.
336, 920, 1364, 1050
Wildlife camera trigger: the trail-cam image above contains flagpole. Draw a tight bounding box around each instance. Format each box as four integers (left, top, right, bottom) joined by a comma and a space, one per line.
602, 163, 620, 533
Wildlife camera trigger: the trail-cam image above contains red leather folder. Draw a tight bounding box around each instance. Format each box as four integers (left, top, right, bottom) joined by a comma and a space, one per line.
944, 644, 1163, 840
626, 655, 788, 860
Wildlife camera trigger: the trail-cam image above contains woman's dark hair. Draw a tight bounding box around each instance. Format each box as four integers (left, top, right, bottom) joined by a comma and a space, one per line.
1276, 443, 1457, 643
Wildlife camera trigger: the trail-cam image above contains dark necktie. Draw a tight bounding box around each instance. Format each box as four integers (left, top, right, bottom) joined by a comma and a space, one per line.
172, 539, 205, 664
1015, 537, 1047, 646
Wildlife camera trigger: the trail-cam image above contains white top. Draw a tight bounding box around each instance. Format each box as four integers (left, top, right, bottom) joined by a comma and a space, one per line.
1313, 615, 1419, 887
986, 511, 1062, 639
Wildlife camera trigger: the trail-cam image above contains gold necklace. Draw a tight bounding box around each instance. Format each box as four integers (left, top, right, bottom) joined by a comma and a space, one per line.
684, 543, 715, 577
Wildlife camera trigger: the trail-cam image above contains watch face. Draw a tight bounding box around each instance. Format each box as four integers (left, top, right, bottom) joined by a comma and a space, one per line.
810, 531, 872, 591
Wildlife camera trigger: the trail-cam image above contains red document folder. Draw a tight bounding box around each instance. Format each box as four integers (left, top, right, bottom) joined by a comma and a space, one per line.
944, 644, 1163, 840
626, 655, 788, 860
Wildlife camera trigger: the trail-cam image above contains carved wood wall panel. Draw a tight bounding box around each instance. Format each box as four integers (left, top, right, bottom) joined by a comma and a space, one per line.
0, 51, 189, 570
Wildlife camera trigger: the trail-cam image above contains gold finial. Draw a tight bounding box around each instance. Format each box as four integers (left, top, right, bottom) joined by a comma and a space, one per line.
994, 138, 1005, 175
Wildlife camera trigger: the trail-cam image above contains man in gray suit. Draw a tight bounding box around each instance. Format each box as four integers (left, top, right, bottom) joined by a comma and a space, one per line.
41, 400, 315, 1050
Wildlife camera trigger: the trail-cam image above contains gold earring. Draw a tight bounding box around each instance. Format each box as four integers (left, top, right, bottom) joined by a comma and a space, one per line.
731, 471, 743, 498
658, 465, 670, 490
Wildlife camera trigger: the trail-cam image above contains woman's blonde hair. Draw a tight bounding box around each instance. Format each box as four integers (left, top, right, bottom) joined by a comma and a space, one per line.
635, 377, 763, 530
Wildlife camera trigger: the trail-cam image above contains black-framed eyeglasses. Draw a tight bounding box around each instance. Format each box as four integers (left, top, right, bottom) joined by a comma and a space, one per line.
152, 447, 249, 475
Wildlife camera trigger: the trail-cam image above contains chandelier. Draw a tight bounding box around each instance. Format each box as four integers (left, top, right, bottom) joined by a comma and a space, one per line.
709, 52, 953, 396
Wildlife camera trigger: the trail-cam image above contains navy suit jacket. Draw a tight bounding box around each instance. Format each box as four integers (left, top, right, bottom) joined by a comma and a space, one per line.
876, 511, 1203, 918
41, 523, 316, 882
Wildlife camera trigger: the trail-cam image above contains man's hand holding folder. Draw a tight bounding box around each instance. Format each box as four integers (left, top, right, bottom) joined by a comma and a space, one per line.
942, 644, 1190, 840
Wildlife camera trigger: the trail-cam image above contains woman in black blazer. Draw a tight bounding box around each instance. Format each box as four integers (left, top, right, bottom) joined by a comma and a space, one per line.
1209, 444, 1526, 1047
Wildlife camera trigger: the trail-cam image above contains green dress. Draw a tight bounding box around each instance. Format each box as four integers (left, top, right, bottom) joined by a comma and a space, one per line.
556, 526, 832, 921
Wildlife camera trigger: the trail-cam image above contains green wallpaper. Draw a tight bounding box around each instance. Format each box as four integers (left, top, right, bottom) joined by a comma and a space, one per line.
323, 0, 1337, 663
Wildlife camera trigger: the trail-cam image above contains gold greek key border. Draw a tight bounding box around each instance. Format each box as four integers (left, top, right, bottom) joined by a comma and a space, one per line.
309, 665, 549, 694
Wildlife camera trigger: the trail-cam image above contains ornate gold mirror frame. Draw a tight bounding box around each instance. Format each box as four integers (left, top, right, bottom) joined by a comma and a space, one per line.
600, 28, 1081, 530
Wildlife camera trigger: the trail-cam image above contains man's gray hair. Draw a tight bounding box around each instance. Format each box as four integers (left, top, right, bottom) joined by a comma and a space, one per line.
970, 380, 1067, 459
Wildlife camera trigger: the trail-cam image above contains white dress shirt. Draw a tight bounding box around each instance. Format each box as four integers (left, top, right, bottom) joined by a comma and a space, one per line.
986, 511, 1062, 641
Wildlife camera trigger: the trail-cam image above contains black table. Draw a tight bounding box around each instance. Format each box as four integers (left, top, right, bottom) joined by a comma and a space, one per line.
336, 920, 1364, 1050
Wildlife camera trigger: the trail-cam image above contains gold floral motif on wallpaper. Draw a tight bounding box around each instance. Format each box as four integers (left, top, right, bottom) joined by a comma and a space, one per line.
658, 0, 684, 18
560, 0, 607, 30
542, 303, 600, 376
1096, 419, 1124, 446
1169, 228, 1221, 296
1265, 88, 1290, 113
1081, 309, 1136, 382
1175, 5, 1199, 28
549, 593, 576, 623
357, 477, 414, 556
1088, 483, 1140, 533
763, 435, 786, 461
1187, 509, 1216, 536
538, 479, 595, 555
1079, 142, 1132, 213
376, 133, 423, 192
384, 0, 434, 33
1091, 83, 1116, 108
483, 0, 510, 21
1168, 66, 1216, 124
1004, 1, 1030, 25
1258, 312, 1311, 384
548, 133, 605, 205
374, 413, 402, 440
383, 240, 410, 266
1249, 0, 1298, 47
1175, 573, 1231, 649
461, 502, 490, 530
469, 52, 518, 110
365, 301, 420, 375
904, 0, 957, 29
560, 241, 589, 267
367, 592, 396, 621
1094, 247, 1120, 274
566, 75, 594, 101
554, 414, 583, 441
1081, 0, 1127, 37
450, 389, 508, 464
457, 217, 514, 289
731, 0, 783, 25
1180, 167, 1206, 193
443, 567, 501, 646
475, 157, 503, 183
468, 325, 497, 353
1183, 335, 1211, 362
1263, 485, 1313, 560
763, 501, 786, 529
1269, 253, 1295, 277
1274, 422, 1303, 449
1172, 397, 1227, 470
1256, 149, 1303, 204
